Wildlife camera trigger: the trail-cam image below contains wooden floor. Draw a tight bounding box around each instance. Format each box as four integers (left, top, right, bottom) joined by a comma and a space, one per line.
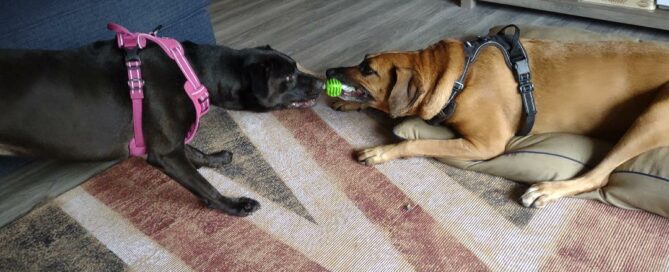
209, 0, 669, 73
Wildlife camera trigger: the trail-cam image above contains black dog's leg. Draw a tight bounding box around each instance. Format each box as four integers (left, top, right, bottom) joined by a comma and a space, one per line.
184, 145, 233, 169
147, 147, 260, 216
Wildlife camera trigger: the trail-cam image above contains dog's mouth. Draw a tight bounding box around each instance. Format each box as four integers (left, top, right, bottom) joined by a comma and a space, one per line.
338, 84, 371, 103
288, 99, 317, 109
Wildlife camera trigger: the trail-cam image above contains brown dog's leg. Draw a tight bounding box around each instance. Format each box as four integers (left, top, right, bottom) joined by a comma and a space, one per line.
331, 100, 369, 112
359, 108, 514, 165
358, 137, 508, 165
522, 82, 669, 208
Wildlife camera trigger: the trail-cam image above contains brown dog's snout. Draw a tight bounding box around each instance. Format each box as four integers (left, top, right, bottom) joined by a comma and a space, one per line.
326, 68, 343, 79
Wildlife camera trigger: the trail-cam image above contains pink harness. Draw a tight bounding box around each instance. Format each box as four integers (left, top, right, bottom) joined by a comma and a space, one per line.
108, 23, 210, 156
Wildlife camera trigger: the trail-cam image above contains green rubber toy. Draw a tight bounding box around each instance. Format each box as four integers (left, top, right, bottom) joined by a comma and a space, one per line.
323, 78, 355, 97
325, 78, 344, 97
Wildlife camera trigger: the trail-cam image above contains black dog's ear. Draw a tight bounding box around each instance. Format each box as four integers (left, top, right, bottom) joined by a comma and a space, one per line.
244, 59, 270, 74
243, 63, 268, 83
256, 44, 273, 51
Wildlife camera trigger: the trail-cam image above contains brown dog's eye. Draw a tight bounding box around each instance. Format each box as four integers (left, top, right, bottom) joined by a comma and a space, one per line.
359, 62, 375, 76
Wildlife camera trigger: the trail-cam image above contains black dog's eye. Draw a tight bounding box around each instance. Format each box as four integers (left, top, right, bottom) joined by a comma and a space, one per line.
285, 75, 295, 82
359, 62, 375, 76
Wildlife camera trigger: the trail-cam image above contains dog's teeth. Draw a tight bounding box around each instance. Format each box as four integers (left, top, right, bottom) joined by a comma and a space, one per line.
289, 99, 317, 109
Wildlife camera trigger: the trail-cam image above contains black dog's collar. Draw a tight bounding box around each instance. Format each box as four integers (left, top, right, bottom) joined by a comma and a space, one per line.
427, 25, 537, 136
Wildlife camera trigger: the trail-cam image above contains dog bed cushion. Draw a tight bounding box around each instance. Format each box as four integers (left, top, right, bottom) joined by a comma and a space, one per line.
392, 25, 668, 218
394, 118, 669, 218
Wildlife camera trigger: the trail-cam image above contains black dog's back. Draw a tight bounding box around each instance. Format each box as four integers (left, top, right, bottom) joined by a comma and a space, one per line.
0, 42, 138, 160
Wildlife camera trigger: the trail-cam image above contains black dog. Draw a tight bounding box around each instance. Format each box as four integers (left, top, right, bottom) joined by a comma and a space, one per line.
0, 40, 321, 216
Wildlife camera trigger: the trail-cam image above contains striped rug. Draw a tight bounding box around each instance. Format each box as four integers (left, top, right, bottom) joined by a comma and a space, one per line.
3, 99, 668, 271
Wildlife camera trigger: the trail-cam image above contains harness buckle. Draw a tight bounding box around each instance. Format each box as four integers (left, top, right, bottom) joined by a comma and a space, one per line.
517, 71, 534, 94
128, 78, 145, 89
198, 94, 210, 113
514, 59, 530, 75
126, 60, 142, 68
519, 82, 534, 93
453, 81, 464, 91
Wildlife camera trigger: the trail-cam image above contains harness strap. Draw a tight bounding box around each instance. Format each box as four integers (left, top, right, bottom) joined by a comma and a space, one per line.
124, 49, 146, 156
108, 22, 210, 156
427, 24, 537, 136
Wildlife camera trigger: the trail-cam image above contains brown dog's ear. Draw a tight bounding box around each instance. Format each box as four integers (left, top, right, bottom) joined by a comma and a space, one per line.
388, 68, 420, 118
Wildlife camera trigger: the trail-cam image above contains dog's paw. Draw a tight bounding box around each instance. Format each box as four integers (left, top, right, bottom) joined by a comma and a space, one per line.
331, 100, 368, 112
207, 150, 233, 167
357, 145, 397, 165
521, 182, 564, 208
204, 196, 260, 217
231, 197, 261, 217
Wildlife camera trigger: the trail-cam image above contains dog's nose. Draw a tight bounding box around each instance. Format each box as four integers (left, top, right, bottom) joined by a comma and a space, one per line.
326, 68, 338, 78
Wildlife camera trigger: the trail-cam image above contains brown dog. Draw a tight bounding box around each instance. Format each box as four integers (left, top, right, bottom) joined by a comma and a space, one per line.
326, 38, 669, 208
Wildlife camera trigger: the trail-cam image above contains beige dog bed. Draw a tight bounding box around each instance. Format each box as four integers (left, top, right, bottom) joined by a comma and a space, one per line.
393, 25, 668, 218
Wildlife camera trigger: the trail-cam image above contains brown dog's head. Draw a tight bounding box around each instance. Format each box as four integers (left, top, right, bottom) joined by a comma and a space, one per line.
325, 51, 429, 118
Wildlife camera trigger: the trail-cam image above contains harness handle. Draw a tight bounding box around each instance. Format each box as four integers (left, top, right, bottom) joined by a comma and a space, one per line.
496, 24, 521, 52
150, 25, 163, 36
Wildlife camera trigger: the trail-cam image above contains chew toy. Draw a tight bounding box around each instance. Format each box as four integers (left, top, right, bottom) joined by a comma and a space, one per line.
324, 78, 356, 97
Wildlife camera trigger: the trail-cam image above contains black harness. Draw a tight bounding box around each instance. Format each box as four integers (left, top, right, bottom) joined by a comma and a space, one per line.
427, 25, 537, 136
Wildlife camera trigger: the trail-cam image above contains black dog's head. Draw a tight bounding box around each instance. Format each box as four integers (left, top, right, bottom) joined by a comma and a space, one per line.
208, 45, 322, 111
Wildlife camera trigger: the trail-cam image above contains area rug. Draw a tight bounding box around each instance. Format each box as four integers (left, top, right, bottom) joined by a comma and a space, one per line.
2, 100, 668, 271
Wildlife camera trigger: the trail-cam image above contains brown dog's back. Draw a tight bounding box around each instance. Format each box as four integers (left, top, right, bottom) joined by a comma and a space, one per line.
523, 40, 669, 139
